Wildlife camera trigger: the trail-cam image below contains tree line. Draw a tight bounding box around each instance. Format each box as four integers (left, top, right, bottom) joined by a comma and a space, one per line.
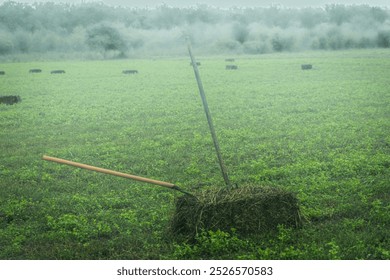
0, 1, 389, 59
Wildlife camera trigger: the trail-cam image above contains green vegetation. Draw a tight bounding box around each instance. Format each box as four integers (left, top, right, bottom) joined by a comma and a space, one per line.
0, 49, 389, 259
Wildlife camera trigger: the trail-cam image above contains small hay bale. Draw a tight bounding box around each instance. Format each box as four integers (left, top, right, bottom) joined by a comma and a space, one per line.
29, 69, 42, 73
0, 95, 21, 105
170, 186, 301, 237
122, 70, 138, 74
301, 64, 312, 70
51, 70, 65, 74
226, 65, 238, 70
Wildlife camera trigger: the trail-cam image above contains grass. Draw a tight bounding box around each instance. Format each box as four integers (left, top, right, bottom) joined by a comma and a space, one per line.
0, 49, 389, 259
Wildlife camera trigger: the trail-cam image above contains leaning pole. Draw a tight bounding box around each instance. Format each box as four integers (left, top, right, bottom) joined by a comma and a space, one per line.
186, 38, 232, 188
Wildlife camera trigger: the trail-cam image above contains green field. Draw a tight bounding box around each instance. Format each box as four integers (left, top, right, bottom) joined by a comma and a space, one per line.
1, 49, 389, 259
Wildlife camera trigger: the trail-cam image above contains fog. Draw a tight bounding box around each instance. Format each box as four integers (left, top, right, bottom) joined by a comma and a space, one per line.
1, 1, 390, 8
0, 1, 389, 59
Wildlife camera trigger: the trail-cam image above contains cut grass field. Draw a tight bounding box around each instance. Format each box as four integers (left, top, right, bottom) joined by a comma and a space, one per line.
0, 49, 389, 259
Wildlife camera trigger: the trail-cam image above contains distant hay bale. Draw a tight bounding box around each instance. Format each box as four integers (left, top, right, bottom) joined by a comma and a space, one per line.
225, 58, 235, 62
51, 70, 65, 74
29, 69, 42, 73
301, 64, 313, 70
122, 70, 138, 74
0, 71, 5, 75
226, 65, 238, 70
170, 186, 301, 237
0, 95, 21, 105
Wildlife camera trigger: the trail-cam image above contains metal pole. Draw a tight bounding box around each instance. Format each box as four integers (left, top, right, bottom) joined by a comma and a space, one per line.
186, 39, 231, 187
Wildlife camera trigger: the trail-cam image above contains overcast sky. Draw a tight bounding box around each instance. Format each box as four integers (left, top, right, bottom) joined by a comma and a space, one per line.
0, 0, 389, 8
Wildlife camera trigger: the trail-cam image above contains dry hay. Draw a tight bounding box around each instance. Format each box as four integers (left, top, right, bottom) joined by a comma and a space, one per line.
170, 185, 301, 237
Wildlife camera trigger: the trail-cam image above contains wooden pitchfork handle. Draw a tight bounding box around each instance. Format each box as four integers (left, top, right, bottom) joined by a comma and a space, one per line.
42, 155, 180, 190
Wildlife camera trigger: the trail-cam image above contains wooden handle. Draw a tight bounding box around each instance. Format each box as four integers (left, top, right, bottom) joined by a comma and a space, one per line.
42, 155, 176, 189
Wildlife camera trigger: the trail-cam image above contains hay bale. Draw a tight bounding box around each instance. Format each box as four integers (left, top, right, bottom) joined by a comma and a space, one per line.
0, 95, 21, 105
29, 69, 42, 73
226, 65, 238, 70
301, 64, 312, 70
122, 70, 138, 74
170, 186, 301, 237
51, 70, 65, 74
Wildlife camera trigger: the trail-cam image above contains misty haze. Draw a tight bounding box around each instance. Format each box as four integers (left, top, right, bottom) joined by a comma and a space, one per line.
0, 2, 389, 59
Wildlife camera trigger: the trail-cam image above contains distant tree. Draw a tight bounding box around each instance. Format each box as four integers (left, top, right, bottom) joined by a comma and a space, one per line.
326, 4, 351, 26
215, 39, 242, 53
146, 4, 184, 29
299, 8, 326, 29
185, 4, 221, 25
370, 7, 388, 24
68, 2, 117, 29
271, 34, 283, 52
357, 37, 375, 49
232, 22, 249, 44
271, 34, 294, 52
0, 1, 26, 31
86, 24, 127, 57
261, 6, 295, 29
0, 32, 13, 54
326, 28, 345, 50
311, 36, 329, 50
243, 40, 270, 54
13, 30, 31, 53
377, 31, 390, 48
